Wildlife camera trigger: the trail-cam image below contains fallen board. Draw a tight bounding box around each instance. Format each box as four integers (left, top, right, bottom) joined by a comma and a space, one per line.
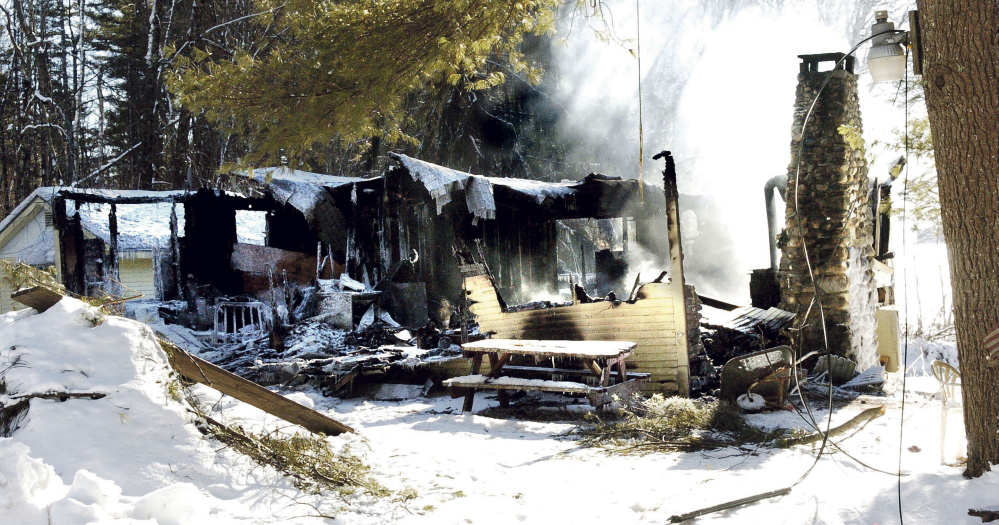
161, 339, 355, 436
11, 286, 66, 313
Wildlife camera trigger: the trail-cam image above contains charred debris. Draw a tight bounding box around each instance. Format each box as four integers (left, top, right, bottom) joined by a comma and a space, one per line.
39, 153, 830, 403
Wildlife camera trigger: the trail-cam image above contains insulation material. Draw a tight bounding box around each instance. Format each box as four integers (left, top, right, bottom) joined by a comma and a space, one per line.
249, 167, 363, 223
389, 153, 578, 224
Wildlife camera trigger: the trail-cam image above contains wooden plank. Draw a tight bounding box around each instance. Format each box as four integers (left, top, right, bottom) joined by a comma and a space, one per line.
463, 339, 635, 358
499, 365, 651, 379
484, 335, 678, 349
474, 309, 674, 324
11, 286, 65, 313
475, 311, 675, 328
474, 300, 674, 320
482, 326, 676, 341
661, 152, 691, 397
476, 325, 675, 341
487, 353, 512, 379
161, 340, 354, 436
444, 376, 594, 394
330, 367, 360, 394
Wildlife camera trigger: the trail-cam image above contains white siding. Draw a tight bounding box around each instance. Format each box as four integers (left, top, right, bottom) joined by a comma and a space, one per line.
0, 208, 55, 265
0, 204, 57, 314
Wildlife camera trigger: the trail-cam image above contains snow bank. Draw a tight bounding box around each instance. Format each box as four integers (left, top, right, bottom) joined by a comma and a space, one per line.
0, 298, 219, 522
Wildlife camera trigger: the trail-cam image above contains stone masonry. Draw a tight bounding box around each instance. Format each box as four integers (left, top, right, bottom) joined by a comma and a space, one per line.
779, 54, 879, 370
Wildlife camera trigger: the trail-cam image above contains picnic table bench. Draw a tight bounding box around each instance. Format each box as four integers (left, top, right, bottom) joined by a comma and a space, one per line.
443, 339, 648, 412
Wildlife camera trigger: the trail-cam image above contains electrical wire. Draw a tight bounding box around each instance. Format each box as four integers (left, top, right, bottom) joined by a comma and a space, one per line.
635, 0, 645, 203
785, 28, 909, 488
897, 46, 912, 525
670, 28, 910, 523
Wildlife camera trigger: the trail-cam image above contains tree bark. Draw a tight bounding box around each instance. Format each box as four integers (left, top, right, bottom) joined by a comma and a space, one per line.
916, 0, 999, 477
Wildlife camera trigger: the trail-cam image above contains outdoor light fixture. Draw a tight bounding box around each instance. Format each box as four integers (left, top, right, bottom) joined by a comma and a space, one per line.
865, 10, 923, 83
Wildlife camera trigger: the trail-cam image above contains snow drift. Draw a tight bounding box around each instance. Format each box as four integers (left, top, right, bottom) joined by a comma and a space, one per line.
0, 298, 215, 524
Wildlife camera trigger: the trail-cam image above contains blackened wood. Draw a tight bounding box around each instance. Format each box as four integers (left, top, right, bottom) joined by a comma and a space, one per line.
54, 191, 180, 204
107, 203, 119, 293
969, 508, 999, 523
660, 151, 691, 396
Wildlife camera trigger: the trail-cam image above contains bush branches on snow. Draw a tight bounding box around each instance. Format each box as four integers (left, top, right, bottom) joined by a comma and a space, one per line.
578, 395, 795, 454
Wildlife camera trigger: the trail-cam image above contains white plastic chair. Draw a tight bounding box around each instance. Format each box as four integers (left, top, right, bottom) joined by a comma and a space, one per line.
931, 360, 962, 464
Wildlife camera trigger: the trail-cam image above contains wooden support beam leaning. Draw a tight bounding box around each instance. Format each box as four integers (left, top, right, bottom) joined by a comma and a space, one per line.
160, 340, 355, 436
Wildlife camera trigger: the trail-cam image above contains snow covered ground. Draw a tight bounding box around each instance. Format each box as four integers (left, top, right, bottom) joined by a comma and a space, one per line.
2, 298, 995, 524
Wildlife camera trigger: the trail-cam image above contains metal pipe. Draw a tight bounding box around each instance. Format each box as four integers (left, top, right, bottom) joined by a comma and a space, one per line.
764, 174, 788, 272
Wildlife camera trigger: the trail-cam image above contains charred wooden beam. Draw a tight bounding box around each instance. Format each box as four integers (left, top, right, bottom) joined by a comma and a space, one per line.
55, 191, 181, 204
107, 203, 119, 294
657, 150, 691, 396
697, 294, 739, 312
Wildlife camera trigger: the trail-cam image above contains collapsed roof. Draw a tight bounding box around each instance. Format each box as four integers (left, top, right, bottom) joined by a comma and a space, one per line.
245, 154, 668, 239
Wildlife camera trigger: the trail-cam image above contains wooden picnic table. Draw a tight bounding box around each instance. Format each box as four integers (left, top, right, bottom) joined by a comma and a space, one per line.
444, 339, 646, 412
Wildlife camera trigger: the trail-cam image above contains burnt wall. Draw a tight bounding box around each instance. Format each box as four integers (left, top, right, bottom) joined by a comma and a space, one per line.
779, 59, 878, 369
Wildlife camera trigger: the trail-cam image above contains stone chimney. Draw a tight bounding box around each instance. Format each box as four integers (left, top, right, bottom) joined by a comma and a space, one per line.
779, 53, 879, 370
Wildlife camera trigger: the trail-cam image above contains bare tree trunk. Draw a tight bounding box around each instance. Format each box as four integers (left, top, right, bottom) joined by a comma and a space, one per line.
916, 0, 999, 478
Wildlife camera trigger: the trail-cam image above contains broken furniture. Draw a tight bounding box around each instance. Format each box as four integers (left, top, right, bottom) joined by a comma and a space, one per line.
443, 339, 647, 412
931, 360, 962, 464
719, 346, 795, 408
212, 301, 272, 345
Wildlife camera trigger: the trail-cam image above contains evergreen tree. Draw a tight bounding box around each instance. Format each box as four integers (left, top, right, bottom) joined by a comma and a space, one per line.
169, 0, 565, 166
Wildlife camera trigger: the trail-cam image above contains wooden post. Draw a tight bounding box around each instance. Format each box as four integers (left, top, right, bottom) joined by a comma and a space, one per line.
462, 354, 483, 412
658, 151, 691, 396
169, 204, 182, 301
107, 203, 120, 296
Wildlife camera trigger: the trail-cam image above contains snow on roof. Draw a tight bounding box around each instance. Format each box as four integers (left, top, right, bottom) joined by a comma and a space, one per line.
247, 167, 367, 222
485, 175, 578, 204
389, 153, 496, 222
0, 187, 58, 239
1, 188, 186, 250
389, 153, 580, 223
248, 166, 364, 188
1, 187, 270, 253
74, 201, 182, 251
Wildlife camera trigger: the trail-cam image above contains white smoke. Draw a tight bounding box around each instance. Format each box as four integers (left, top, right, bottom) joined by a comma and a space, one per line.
548, 0, 906, 303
